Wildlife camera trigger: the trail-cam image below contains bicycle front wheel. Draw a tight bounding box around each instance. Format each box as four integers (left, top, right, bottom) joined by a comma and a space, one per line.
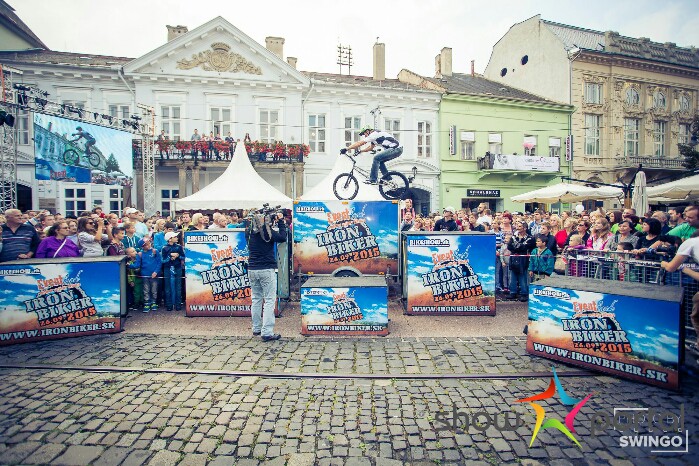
379, 172, 409, 200
333, 173, 359, 200
87, 152, 101, 167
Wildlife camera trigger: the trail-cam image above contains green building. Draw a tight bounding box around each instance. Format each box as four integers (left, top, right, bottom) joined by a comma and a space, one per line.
400, 69, 574, 213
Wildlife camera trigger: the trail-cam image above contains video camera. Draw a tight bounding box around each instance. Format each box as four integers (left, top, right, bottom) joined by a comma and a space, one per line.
246, 203, 283, 238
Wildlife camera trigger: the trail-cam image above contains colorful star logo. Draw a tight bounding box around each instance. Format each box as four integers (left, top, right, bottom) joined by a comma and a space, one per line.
516, 367, 594, 448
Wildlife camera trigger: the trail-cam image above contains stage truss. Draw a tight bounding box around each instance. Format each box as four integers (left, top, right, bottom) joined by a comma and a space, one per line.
0, 65, 20, 211
138, 104, 156, 216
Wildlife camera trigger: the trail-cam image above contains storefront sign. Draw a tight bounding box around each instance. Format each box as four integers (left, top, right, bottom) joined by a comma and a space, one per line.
527, 278, 683, 390
293, 201, 399, 275
403, 232, 496, 315
301, 276, 388, 335
467, 189, 500, 197
0, 258, 123, 345
492, 154, 560, 172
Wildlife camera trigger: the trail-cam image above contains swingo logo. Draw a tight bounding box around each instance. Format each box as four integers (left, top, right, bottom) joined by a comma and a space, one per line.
516, 367, 594, 449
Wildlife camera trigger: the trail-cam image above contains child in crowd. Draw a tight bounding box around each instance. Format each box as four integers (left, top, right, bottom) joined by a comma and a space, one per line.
125, 247, 143, 311
529, 234, 555, 281
615, 241, 635, 281
161, 231, 185, 311
131, 236, 162, 312
563, 234, 586, 276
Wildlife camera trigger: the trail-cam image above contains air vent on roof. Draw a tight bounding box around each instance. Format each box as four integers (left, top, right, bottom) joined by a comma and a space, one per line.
500, 87, 508, 92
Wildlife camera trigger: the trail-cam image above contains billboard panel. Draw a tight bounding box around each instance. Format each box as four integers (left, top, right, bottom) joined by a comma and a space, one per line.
527, 281, 681, 390
33, 113, 133, 185
293, 200, 399, 275
404, 233, 496, 315
0, 259, 123, 345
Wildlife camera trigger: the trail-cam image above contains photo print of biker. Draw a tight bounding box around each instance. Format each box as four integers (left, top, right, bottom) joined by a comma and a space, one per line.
71, 127, 97, 156
345, 125, 403, 184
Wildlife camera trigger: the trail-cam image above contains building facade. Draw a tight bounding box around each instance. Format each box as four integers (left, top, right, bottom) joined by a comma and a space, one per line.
0, 15, 442, 215
484, 15, 699, 208
400, 48, 573, 212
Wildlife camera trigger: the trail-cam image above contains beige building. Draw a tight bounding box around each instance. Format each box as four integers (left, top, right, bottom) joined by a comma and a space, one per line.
485, 15, 699, 207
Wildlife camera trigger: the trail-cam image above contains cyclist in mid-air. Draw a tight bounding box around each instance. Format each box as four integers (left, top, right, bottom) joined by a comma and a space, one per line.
70, 126, 97, 156
343, 125, 403, 185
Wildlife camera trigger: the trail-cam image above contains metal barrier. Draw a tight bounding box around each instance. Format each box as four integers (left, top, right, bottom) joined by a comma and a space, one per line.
563, 249, 698, 339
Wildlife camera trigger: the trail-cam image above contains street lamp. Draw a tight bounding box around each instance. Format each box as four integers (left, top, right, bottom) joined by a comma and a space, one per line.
409, 166, 418, 183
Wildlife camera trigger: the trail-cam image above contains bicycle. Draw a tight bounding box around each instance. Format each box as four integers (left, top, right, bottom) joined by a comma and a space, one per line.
333, 149, 409, 200
63, 145, 101, 168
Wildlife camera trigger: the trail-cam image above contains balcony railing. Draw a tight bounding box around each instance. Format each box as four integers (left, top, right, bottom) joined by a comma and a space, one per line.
622, 155, 685, 169
133, 140, 309, 168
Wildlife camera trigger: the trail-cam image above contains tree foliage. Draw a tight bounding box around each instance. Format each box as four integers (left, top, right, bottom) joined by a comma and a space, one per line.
680, 114, 699, 171
105, 153, 121, 173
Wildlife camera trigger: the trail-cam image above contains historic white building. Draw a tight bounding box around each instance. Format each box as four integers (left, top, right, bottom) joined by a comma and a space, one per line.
0, 14, 441, 215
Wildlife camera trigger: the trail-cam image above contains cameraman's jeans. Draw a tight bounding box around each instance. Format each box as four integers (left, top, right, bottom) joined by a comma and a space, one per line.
370, 147, 403, 182
250, 269, 277, 337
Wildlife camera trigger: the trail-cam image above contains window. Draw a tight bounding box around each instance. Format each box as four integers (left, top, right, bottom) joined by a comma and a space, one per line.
108, 189, 122, 214
523, 136, 537, 156
109, 104, 130, 120
653, 120, 666, 156
344, 116, 362, 145
161, 105, 181, 141
64, 188, 86, 217
653, 91, 666, 109
679, 123, 691, 145
584, 82, 602, 104
160, 189, 179, 218
584, 114, 602, 156
680, 95, 691, 112
488, 133, 502, 155
548, 137, 561, 158
384, 118, 401, 143
460, 132, 475, 160
417, 121, 432, 158
259, 109, 279, 143
210, 107, 232, 138
16, 108, 30, 145
308, 114, 326, 153
625, 88, 640, 105
624, 118, 640, 157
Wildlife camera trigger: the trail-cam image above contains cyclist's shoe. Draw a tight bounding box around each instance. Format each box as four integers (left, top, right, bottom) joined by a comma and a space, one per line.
363, 179, 379, 185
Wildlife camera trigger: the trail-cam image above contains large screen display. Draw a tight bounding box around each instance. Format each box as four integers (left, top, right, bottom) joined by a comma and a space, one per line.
33, 113, 133, 185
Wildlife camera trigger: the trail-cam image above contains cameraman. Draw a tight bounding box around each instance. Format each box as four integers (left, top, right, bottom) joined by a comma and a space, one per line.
247, 208, 287, 341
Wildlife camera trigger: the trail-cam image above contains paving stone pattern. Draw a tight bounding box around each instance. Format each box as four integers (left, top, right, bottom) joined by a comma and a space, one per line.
0, 334, 578, 375
0, 334, 697, 465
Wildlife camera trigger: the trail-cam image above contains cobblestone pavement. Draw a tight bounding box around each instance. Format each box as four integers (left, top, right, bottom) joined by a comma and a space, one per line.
0, 334, 697, 465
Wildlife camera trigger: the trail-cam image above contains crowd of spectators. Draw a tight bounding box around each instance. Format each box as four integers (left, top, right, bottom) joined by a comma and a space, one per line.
0, 206, 260, 313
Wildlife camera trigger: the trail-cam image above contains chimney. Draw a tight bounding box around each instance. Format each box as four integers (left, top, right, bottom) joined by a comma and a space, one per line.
471, 60, 475, 77
166, 25, 188, 42
287, 57, 297, 69
373, 42, 385, 81
265, 37, 285, 59
440, 47, 452, 77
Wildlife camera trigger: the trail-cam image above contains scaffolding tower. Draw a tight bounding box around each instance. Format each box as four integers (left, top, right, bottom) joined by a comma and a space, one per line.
0, 64, 20, 211
138, 104, 156, 216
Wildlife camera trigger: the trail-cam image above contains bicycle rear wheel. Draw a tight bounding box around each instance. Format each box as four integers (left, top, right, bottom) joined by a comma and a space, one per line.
63, 149, 79, 166
333, 173, 359, 200
379, 172, 408, 200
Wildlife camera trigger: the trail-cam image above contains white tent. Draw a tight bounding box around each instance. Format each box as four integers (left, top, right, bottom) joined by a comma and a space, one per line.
299, 154, 385, 201
647, 174, 699, 201
173, 142, 292, 211
511, 182, 623, 204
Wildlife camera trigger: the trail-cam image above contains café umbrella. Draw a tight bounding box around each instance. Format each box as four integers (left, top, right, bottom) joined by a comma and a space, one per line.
511, 182, 623, 204
646, 173, 699, 201
631, 171, 648, 215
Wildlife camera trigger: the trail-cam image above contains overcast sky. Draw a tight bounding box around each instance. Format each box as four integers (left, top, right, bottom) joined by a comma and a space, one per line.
10, 0, 699, 78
